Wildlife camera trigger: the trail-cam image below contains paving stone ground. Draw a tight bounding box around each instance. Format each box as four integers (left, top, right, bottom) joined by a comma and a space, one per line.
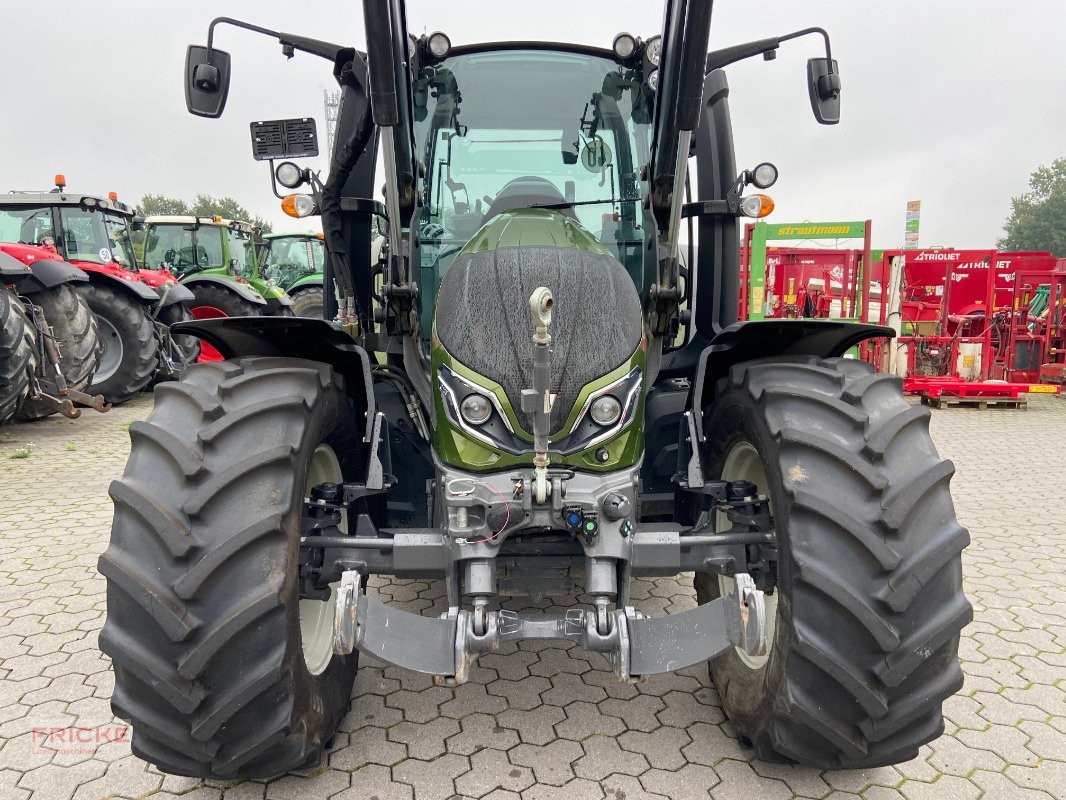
1, 392, 1064, 800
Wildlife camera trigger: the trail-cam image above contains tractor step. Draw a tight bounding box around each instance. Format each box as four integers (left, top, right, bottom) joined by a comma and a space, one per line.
331, 570, 767, 684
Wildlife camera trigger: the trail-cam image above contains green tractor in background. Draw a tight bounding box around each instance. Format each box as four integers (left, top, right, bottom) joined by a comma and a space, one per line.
258, 231, 327, 317
101, 0, 971, 780
259, 229, 387, 318
142, 215, 293, 358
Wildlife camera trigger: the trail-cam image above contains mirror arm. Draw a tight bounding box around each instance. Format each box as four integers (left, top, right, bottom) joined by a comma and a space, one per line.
706, 26, 834, 75
205, 17, 348, 63
778, 26, 834, 72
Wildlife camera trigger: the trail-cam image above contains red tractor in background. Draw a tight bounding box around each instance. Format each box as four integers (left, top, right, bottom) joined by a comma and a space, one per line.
0, 177, 199, 403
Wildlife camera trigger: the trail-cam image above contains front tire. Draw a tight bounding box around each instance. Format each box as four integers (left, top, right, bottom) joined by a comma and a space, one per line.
694, 357, 971, 768
79, 283, 158, 405
18, 284, 101, 420
100, 357, 361, 778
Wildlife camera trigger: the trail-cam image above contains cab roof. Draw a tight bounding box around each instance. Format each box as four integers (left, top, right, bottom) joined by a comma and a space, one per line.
1, 191, 136, 217
145, 215, 255, 233
262, 231, 322, 239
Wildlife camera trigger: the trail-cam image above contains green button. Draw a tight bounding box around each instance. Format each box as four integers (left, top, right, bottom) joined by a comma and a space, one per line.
584, 521, 597, 532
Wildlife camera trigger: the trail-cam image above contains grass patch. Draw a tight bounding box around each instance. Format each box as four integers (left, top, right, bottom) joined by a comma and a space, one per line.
9, 445, 33, 459
65, 442, 77, 452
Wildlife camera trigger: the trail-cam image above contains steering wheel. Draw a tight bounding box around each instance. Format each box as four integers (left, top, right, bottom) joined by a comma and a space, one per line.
483, 176, 577, 223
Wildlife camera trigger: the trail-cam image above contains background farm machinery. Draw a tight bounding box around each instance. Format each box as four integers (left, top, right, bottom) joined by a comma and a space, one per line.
739, 225, 1064, 404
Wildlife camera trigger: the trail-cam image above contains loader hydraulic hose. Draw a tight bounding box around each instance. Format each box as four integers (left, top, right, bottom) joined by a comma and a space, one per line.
320, 56, 377, 326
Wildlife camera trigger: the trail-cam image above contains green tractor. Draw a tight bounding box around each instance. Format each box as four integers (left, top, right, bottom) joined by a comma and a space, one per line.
142, 215, 293, 356
258, 231, 327, 317
102, 0, 970, 779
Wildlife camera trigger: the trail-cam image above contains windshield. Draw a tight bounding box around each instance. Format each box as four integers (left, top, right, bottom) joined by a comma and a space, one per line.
57, 208, 138, 268
413, 49, 653, 297
144, 224, 225, 276
262, 236, 322, 285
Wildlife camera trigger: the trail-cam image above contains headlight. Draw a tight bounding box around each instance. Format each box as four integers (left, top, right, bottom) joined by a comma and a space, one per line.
590, 395, 622, 426
739, 194, 775, 219
460, 393, 492, 425
646, 69, 659, 91
281, 194, 318, 218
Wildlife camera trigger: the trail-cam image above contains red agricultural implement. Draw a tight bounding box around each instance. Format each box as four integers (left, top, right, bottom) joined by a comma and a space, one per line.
738, 239, 1062, 405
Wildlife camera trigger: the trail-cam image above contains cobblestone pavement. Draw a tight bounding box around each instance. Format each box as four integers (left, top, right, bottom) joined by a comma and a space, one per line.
1, 393, 1064, 800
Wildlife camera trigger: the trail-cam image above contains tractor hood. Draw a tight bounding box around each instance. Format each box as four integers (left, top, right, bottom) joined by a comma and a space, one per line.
432, 209, 645, 469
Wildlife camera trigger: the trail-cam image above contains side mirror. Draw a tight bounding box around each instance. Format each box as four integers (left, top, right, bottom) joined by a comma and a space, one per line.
806, 58, 840, 125
185, 45, 232, 118
130, 216, 145, 232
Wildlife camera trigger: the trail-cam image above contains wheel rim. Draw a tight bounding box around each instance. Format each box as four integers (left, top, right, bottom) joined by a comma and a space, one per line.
190, 306, 226, 362
716, 440, 779, 670
94, 315, 123, 383
299, 444, 344, 676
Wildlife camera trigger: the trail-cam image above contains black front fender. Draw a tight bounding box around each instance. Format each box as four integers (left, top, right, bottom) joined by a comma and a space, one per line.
181, 274, 268, 306
170, 316, 375, 440
155, 281, 195, 308
691, 319, 893, 413
15, 258, 88, 294
89, 271, 160, 302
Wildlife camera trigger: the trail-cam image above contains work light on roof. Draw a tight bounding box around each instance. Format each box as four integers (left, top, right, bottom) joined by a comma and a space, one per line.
644, 35, 662, 66
427, 31, 451, 59
612, 33, 637, 60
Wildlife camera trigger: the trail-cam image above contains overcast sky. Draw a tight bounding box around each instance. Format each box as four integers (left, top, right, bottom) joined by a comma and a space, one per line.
3, 1, 1063, 248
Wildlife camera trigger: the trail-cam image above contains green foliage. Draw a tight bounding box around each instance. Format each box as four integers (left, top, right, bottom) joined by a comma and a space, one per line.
138, 194, 191, 216
188, 195, 273, 233
998, 158, 1066, 256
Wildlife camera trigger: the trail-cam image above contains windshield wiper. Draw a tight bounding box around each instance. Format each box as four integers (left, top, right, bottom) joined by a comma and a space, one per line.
526, 198, 628, 210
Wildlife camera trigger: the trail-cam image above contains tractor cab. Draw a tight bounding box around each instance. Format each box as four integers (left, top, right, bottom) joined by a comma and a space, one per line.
143, 215, 293, 320
143, 215, 257, 279
1, 186, 142, 276
259, 231, 325, 290
414, 46, 655, 317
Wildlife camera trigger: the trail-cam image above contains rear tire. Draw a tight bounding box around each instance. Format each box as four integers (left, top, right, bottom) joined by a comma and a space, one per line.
290, 286, 324, 319
0, 290, 36, 423
694, 356, 971, 768
187, 283, 262, 319
18, 284, 101, 420
100, 357, 361, 778
79, 283, 158, 405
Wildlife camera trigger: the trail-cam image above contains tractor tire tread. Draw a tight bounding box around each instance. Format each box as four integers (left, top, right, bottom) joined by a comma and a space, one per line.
17, 283, 100, 419
0, 291, 36, 423
697, 355, 971, 769
79, 283, 158, 404
100, 356, 357, 778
